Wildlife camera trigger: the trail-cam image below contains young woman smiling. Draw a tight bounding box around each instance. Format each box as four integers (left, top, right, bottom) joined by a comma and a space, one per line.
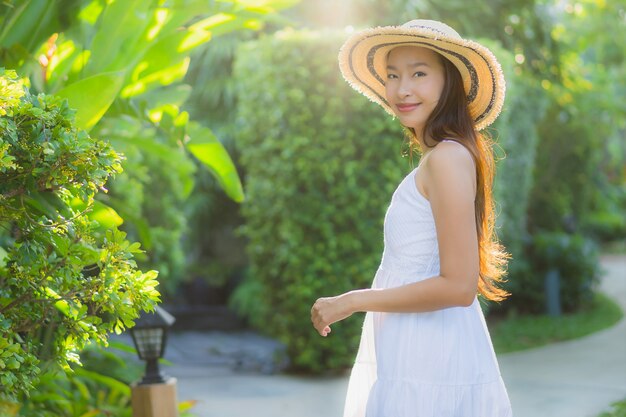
310, 20, 512, 417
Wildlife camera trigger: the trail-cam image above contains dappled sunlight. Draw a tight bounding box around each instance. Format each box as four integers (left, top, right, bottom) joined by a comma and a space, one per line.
179, 30, 213, 52
77, 0, 104, 25
234, 0, 301, 11
190, 12, 237, 31
121, 58, 190, 98
147, 8, 170, 41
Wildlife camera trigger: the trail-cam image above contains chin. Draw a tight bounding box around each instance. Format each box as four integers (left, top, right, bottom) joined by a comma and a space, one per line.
399, 119, 425, 132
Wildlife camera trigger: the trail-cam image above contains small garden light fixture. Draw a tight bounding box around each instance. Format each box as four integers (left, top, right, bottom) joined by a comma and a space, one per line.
130, 305, 176, 385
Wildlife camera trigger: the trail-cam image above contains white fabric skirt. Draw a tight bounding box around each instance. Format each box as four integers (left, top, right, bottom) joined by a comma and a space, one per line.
342, 267, 512, 417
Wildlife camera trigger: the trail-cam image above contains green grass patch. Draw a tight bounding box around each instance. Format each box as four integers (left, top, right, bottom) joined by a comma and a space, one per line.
489, 293, 623, 354
598, 398, 626, 417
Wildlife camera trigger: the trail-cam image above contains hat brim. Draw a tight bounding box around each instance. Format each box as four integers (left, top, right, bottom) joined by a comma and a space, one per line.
338, 26, 505, 131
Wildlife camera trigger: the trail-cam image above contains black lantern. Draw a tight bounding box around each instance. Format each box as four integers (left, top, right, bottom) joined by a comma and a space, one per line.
129, 305, 176, 385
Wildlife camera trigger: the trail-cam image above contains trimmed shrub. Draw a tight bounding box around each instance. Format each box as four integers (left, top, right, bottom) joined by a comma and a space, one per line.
233, 29, 406, 371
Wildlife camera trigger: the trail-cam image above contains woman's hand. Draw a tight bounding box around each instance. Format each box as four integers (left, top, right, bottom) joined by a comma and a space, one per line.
311, 292, 356, 337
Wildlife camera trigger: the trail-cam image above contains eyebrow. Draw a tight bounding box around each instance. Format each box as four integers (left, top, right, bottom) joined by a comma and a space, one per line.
386, 62, 430, 70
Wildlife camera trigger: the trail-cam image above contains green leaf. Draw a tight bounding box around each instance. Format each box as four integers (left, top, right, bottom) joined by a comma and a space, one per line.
186, 124, 244, 202
75, 368, 131, 395
84, 0, 154, 74
0, 0, 55, 51
136, 84, 192, 108
44, 287, 73, 318
91, 200, 124, 229
121, 28, 211, 98
55, 72, 125, 131
0, 246, 7, 268
188, 12, 255, 37
71, 198, 123, 229
23, 191, 71, 219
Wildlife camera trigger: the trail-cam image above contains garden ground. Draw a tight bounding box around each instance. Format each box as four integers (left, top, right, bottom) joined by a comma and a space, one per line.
159, 255, 626, 417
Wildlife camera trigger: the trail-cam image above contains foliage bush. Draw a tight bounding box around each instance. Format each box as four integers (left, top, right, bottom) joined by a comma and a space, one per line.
96, 111, 197, 295
529, 97, 615, 235
13, 340, 197, 417
599, 398, 626, 417
514, 11, 626, 313
521, 0, 626, 245
480, 29, 623, 314
15, 342, 140, 417
485, 39, 548, 259
506, 231, 600, 314
233, 29, 407, 371
0, 69, 159, 403
478, 39, 550, 314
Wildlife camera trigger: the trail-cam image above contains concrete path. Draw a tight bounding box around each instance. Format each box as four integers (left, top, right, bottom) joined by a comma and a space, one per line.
164, 255, 626, 417
499, 254, 626, 417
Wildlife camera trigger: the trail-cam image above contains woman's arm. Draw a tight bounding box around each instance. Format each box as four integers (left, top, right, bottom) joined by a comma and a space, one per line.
311, 141, 479, 336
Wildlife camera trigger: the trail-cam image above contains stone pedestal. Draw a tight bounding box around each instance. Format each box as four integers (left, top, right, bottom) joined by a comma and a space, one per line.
131, 378, 179, 417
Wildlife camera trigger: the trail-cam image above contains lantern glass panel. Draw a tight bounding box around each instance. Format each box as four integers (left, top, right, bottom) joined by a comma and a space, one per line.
134, 328, 164, 360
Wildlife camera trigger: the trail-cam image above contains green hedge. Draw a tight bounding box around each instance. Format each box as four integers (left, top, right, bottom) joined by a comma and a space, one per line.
232, 29, 543, 371
232, 30, 406, 371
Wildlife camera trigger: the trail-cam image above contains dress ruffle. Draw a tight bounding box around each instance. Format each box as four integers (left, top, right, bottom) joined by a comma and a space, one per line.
365, 377, 513, 417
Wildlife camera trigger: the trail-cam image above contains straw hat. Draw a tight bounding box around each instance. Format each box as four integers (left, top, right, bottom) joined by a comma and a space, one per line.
338, 19, 505, 130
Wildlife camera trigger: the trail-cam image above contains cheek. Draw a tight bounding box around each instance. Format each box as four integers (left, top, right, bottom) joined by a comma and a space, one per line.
384, 83, 393, 101
421, 81, 443, 104
433, 76, 446, 99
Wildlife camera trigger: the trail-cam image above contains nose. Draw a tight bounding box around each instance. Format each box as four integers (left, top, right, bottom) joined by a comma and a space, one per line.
397, 76, 412, 98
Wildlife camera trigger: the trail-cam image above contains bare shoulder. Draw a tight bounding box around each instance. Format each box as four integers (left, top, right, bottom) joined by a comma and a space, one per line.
422, 140, 476, 197
425, 140, 474, 171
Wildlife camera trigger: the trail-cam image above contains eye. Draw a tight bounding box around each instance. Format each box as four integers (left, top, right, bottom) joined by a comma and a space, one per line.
387, 73, 398, 80
414, 71, 426, 77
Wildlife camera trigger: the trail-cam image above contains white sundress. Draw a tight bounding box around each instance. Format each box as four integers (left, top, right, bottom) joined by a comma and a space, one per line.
343, 146, 513, 417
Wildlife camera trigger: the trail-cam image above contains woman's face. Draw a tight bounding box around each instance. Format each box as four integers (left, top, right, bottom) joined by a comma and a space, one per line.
384, 46, 446, 132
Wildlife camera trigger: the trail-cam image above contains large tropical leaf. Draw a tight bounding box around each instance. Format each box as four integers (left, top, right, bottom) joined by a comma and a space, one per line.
0, 0, 56, 50
84, 0, 154, 75
55, 72, 125, 131
186, 123, 244, 202
121, 29, 212, 98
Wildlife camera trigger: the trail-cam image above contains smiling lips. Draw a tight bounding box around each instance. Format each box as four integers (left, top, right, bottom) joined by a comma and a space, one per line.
396, 103, 421, 112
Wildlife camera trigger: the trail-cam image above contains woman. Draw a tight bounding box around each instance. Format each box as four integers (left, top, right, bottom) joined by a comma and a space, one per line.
310, 20, 512, 417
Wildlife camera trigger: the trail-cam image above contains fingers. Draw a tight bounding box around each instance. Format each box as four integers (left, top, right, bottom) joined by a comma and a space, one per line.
311, 299, 331, 337
318, 325, 331, 337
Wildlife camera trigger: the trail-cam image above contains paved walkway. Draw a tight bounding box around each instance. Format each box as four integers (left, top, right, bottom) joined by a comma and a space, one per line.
163, 255, 626, 417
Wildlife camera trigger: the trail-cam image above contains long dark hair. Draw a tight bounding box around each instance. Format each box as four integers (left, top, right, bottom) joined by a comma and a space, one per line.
407, 54, 510, 301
